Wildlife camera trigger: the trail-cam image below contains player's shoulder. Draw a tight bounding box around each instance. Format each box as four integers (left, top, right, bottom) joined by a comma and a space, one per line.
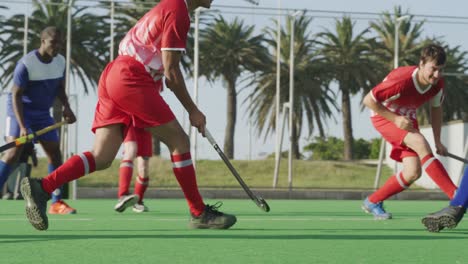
392, 65, 417, 76
20, 50, 39, 66
386, 66, 416, 82
53, 54, 66, 66
159, 0, 186, 8
157, 0, 188, 15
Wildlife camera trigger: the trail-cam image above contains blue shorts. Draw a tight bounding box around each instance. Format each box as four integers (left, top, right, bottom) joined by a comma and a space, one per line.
5, 113, 59, 142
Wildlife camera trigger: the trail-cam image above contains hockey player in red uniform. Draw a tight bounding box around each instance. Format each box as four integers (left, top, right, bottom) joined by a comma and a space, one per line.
361, 44, 457, 220
20, 0, 237, 231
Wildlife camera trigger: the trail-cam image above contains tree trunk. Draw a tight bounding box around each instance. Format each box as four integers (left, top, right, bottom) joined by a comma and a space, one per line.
224, 77, 237, 159
292, 116, 301, 159
341, 83, 354, 161
311, 101, 325, 138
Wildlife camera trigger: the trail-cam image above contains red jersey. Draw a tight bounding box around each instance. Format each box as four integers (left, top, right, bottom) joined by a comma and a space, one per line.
370, 66, 444, 121
118, 0, 190, 82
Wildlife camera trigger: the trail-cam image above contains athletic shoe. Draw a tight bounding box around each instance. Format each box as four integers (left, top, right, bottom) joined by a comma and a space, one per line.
20, 177, 50, 231
114, 194, 139, 213
421, 206, 466, 232
48, 200, 77, 214
2, 192, 13, 200
189, 202, 237, 229
361, 197, 392, 220
132, 202, 149, 213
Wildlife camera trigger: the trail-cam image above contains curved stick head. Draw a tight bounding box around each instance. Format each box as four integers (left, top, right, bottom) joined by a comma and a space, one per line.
256, 197, 270, 212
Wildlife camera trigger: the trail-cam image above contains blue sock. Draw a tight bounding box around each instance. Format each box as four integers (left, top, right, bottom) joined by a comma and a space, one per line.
48, 163, 63, 203
0, 161, 12, 189
450, 166, 468, 208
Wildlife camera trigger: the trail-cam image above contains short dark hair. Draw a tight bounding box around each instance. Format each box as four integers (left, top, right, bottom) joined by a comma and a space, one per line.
420, 44, 446, 66
40, 26, 61, 40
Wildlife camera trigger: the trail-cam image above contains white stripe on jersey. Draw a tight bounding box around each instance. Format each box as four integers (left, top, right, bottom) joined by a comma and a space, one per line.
22, 53, 65, 81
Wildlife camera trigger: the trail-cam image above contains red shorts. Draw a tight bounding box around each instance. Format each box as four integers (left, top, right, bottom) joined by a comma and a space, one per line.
92, 55, 175, 135
124, 126, 153, 157
371, 116, 419, 162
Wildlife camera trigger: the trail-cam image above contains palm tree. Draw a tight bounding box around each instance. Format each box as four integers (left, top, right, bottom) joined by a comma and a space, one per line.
316, 16, 383, 160
247, 14, 336, 159
0, 0, 108, 94
370, 6, 426, 71
199, 16, 269, 159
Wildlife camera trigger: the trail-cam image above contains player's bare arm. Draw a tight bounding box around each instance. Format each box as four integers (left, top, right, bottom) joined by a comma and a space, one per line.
162, 49, 206, 136
431, 106, 447, 156
57, 79, 76, 124
363, 91, 416, 132
11, 84, 28, 137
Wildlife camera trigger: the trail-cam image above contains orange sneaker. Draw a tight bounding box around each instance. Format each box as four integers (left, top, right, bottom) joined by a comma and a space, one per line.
48, 200, 77, 214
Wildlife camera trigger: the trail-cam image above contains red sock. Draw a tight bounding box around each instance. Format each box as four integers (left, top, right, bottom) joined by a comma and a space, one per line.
118, 160, 133, 197
134, 175, 149, 203
41, 152, 96, 194
171, 152, 205, 216
421, 154, 457, 199
368, 172, 409, 203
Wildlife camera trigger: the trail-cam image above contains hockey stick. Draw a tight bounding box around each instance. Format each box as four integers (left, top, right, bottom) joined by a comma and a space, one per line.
205, 129, 270, 212
0, 121, 67, 153
447, 152, 468, 163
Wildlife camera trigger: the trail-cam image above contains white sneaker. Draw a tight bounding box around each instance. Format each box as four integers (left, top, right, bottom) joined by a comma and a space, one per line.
114, 194, 138, 213
132, 202, 149, 213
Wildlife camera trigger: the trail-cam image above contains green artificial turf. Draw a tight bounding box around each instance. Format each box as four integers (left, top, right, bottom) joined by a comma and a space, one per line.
1, 199, 467, 264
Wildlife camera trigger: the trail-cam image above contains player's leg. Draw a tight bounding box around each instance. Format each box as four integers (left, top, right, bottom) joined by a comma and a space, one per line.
39, 139, 77, 214
404, 132, 457, 198
133, 156, 150, 213
0, 137, 23, 189
363, 156, 420, 220
105, 56, 235, 228
114, 138, 139, 213
20, 124, 124, 230
148, 121, 237, 229
132, 128, 152, 213
0, 116, 24, 189
422, 167, 468, 232
362, 117, 408, 220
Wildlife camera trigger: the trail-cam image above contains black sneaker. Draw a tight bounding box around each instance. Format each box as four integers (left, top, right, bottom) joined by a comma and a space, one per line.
422, 206, 466, 232
189, 202, 237, 229
20, 178, 50, 231
114, 194, 139, 213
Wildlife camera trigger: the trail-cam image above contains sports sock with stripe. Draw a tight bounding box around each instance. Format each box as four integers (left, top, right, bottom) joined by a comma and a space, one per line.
171, 152, 205, 216
41, 152, 96, 194
118, 159, 133, 198
368, 172, 409, 203
134, 175, 149, 203
421, 154, 457, 199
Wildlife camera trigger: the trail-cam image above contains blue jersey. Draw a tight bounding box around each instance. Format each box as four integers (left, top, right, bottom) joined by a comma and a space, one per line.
6, 50, 65, 118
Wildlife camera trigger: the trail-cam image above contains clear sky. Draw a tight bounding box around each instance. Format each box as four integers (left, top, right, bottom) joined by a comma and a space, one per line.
1, 0, 468, 160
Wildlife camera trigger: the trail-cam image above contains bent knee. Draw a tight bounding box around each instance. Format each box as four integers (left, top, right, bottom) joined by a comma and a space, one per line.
91, 152, 115, 170
403, 172, 421, 183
